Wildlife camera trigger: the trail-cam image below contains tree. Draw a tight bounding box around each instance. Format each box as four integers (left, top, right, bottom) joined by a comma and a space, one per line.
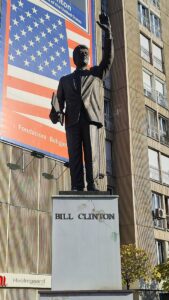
153, 259, 169, 291
121, 244, 152, 290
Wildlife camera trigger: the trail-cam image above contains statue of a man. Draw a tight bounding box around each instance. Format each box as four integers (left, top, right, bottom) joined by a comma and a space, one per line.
51, 13, 114, 191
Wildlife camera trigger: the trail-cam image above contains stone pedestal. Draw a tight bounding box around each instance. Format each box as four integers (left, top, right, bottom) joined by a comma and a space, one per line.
51, 193, 121, 291
39, 192, 133, 300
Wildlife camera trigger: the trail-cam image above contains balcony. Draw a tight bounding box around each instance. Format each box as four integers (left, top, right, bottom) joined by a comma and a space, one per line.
160, 132, 169, 146
153, 55, 163, 71
141, 46, 151, 62
147, 126, 159, 140
149, 165, 160, 181
144, 85, 168, 109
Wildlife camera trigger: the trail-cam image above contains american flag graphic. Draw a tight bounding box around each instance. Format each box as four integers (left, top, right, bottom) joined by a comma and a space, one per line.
0, 0, 94, 160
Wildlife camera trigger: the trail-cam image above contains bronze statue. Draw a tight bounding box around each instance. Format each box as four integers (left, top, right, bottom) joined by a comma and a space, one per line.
50, 13, 114, 191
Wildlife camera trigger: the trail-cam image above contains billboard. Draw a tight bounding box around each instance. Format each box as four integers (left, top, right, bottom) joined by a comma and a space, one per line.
0, 0, 95, 161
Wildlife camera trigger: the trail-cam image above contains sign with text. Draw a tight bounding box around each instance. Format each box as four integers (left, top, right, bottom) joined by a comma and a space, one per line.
0, 273, 51, 288
0, 0, 95, 161
52, 195, 122, 291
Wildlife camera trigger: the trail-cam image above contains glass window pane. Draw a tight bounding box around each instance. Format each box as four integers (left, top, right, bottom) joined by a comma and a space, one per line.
161, 155, 169, 185
148, 149, 160, 180
155, 80, 164, 94
143, 71, 151, 89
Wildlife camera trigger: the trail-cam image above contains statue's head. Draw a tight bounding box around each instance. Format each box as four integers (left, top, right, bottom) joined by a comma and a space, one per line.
73, 45, 89, 68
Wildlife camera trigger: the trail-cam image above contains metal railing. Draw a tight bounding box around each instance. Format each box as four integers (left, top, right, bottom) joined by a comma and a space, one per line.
147, 126, 159, 140
141, 46, 151, 62
149, 165, 160, 181
143, 84, 168, 109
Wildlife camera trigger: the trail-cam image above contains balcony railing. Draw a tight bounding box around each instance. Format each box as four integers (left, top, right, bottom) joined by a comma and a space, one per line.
153, 55, 163, 71
140, 46, 151, 62
147, 126, 159, 140
162, 170, 169, 185
159, 132, 169, 146
143, 85, 168, 109
149, 165, 160, 181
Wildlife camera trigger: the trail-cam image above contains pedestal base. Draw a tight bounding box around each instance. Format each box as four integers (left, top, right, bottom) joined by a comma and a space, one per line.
39, 290, 133, 300
51, 194, 121, 291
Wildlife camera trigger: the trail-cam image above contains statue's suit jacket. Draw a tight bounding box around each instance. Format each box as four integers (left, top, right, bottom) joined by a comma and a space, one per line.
56, 32, 114, 129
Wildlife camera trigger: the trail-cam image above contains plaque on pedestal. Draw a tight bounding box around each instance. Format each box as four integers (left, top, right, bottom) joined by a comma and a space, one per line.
51, 194, 121, 291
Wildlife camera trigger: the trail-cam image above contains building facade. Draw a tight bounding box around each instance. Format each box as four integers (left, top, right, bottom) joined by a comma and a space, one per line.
0, 0, 169, 299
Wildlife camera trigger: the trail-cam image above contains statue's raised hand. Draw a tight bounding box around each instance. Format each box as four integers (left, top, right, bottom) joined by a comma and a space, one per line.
97, 13, 111, 32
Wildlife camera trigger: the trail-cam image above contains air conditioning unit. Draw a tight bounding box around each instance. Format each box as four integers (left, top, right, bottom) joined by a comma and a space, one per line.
155, 208, 166, 219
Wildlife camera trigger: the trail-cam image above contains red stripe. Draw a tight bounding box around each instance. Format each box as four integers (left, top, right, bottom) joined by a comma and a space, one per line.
7, 75, 55, 98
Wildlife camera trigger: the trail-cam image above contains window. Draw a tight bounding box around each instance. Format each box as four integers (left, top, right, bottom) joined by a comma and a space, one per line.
138, 3, 149, 29
152, 192, 165, 229
152, 43, 163, 71
150, 13, 161, 38
104, 99, 112, 131
156, 240, 165, 264
146, 108, 158, 139
155, 79, 168, 108
143, 70, 153, 98
148, 149, 160, 181
150, 0, 160, 9
106, 140, 112, 175
159, 116, 169, 146
161, 155, 169, 185
140, 33, 151, 62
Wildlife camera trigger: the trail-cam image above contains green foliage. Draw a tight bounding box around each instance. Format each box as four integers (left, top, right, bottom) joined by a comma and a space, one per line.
121, 244, 152, 290
153, 259, 169, 291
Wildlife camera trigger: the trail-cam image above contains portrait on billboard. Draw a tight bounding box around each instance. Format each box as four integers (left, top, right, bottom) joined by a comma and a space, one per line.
0, 0, 95, 161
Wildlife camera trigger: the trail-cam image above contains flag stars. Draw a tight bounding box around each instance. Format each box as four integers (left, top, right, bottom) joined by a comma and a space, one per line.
63, 60, 67, 66
13, 19, 19, 26
29, 40, 34, 47
9, 39, 13, 45
24, 59, 30, 66
52, 23, 57, 30
57, 65, 62, 71
55, 51, 60, 57
54, 37, 59, 43
34, 22, 39, 28
38, 64, 43, 71
19, 15, 25, 21
30, 55, 36, 61
52, 69, 57, 76
9, 54, 15, 61
47, 27, 52, 34
35, 35, 40, 42
39, 17, 45, 24
48, 41, 54, 48
27, 25, 33, 32
58, 20, 62, 26
61, 46, 66, 53
43, 46, 48, 52
22, 44, 28, 51
18, 0, 24, 7
59, 33, 64, 39
41, 32, 46, 38
14, 34, 20, 41
44, 60, 49, 66
45, 13, 50, 20
25, 11, 32, 18
11, 4, 17, 11
16, 49, 22, 56
50, 55, 55, 61
37, 50, 42, 57
21, 29, 26, 36
32, 7, 38, 14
